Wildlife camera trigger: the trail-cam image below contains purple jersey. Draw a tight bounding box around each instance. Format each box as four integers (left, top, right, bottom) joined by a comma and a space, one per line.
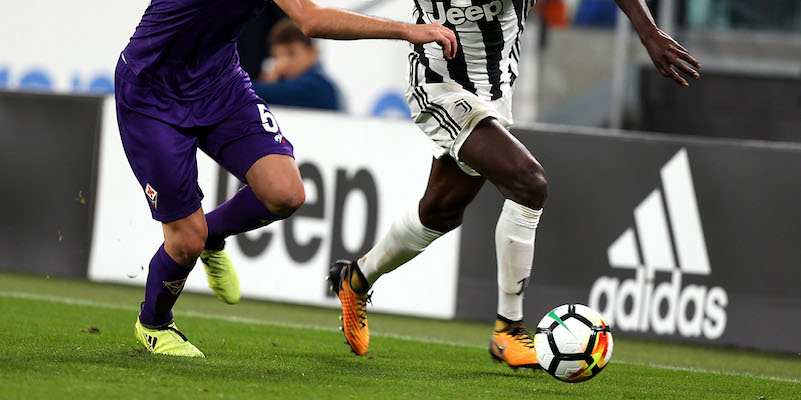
121, 0, 267, 100
115, 0, 293, 224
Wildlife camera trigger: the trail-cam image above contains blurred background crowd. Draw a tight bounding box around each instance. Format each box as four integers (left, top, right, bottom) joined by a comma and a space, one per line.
2, 0, 799, 140
237, 0, 801, 142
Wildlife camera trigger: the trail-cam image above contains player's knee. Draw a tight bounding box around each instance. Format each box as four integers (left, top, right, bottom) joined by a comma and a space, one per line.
506, 163, 548, 209
264, 185, 306, 217
419, 200, 467, 233
168, 231, 207, 265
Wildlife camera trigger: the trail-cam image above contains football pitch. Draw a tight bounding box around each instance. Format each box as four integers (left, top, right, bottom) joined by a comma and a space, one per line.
0, 273, 798, 399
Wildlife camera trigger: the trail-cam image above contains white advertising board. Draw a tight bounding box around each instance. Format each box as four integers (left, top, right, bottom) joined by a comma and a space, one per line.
88, 97, 462, 319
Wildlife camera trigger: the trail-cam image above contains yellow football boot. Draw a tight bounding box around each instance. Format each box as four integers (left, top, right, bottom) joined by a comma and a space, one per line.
134, 318, 205, 358
329, 260, 371, 356
200, 248, 241, 304
489, 318, 541, 370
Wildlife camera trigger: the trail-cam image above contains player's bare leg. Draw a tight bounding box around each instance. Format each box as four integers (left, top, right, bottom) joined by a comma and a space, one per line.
202, 154, 304, 304
417, 156, 487, 233
459, 117, 547, 370
458, 118, 548, 210
245, 154, 306, 217
162, 209, 209, 266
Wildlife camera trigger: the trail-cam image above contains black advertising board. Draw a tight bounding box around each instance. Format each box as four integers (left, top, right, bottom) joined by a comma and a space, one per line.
456, 125, 801, 353
0, 91, 101, 277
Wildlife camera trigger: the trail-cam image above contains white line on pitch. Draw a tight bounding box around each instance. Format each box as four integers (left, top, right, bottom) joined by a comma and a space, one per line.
2, 291, 798, 385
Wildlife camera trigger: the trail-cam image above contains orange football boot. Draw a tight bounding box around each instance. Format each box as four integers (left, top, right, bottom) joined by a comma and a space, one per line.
329, 260, 371, 355
489, 317, 541, 370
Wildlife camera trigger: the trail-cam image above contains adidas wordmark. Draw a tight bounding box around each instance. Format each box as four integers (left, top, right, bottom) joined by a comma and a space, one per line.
589, 149, 728, 340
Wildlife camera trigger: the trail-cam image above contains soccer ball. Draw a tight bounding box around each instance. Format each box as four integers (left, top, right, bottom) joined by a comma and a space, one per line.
533, 304, 613, 383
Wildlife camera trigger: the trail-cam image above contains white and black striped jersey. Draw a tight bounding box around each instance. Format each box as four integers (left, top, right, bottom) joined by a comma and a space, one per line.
409, 0, 535, 101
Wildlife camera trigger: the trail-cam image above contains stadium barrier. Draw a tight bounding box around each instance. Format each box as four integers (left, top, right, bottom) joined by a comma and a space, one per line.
2, 92, 800, 353
640, 66, 801, 142
455, 124, 801, 353
0, 91, 101, 278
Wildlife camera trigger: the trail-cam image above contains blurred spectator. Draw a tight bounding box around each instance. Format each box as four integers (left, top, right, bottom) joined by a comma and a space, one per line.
252, 19, 341, 111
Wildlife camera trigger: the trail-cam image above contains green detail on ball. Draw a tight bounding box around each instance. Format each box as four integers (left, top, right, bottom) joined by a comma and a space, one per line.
548, 310, 573, 335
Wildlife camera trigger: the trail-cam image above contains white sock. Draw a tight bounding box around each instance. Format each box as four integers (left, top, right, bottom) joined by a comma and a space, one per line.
358, 206, 443, 286
496, 200, 542, 321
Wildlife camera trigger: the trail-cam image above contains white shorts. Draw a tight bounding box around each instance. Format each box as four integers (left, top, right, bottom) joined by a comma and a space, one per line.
406, 82, 513, 176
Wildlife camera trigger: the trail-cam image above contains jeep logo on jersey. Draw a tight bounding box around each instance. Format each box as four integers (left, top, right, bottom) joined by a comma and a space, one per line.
428, 0, 504, 25
588, 149, 729, 340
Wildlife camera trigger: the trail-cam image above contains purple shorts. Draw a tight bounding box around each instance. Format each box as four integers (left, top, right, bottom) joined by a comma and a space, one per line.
115, 59, 294, 222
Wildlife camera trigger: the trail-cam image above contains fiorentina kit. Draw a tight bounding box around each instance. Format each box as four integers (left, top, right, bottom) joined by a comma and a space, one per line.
115, 0, 293, 222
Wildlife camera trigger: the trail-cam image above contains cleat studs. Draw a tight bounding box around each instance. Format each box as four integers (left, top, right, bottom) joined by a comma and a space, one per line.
339, 326, 344, 331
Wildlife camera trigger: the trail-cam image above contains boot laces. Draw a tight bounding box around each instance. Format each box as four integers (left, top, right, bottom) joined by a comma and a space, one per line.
509, 325, 536, 349
202, 254, 224, 277
355, 292, 372, 329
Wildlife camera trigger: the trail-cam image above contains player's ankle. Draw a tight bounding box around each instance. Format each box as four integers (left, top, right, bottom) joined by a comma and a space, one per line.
348, 262, 370, 293
204, 238, 225, 252
139, 317, 174, 330
494, 314, 524, 332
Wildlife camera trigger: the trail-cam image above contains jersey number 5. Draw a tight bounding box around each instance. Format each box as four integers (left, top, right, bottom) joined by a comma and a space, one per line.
257, 104, 279, 133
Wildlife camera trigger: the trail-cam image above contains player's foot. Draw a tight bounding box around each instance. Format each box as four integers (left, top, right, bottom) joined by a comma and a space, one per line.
200, 248, 241, 304
328, 260, 371, 355
489, 316, 541, 370
134, 317, 205, 357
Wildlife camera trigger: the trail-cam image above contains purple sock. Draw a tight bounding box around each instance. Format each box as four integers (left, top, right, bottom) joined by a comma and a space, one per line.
139, 244, 193, 328
205, 185, 282, 251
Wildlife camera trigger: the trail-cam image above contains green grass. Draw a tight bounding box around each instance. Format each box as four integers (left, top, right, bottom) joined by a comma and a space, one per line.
0, 273, 799, 399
